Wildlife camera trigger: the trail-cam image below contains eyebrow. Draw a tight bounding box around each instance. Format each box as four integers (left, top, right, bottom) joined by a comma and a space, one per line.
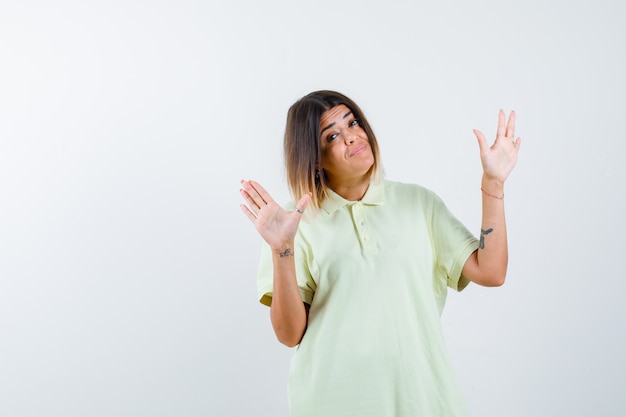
320, 111, 353, 135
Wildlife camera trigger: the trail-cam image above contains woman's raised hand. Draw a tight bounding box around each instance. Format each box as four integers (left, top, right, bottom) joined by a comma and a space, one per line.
473, 110, 521, 184
240, 180, 311, 252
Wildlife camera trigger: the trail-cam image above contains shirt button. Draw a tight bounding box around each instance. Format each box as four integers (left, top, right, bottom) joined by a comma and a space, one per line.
360, 221, 365, 225
363, 236, 369, 241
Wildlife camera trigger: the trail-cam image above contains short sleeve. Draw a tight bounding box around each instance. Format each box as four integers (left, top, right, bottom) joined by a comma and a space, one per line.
429, 194, 479, 292
256, 236, 317, 307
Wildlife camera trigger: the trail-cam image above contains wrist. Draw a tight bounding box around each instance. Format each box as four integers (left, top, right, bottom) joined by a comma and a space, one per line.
481, 176, 504, 198
271, 241, 295, 257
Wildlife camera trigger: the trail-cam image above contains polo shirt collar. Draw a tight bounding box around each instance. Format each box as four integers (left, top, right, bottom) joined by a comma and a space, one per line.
321, 181, 385, 214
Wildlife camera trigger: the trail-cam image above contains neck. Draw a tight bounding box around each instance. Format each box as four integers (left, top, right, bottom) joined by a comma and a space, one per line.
328, 177, 371, 201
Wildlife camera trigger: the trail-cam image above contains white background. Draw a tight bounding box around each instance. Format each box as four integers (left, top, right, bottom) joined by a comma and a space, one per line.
1, 1, 625, 416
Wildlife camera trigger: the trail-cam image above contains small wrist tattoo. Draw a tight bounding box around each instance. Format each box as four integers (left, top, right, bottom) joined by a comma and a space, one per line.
279, 248, 294, 258
479, 228, 493, 249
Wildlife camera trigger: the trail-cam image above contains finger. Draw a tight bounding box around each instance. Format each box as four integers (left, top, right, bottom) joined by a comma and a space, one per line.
240, 188, 262, 212
248, 180, 274, 205
240, 203, 257, 223
241, 180, 269, 207
496, 109, 506, 139
294, 192, 312, 214
473, 129, 488, 153
505, 110, 516, 138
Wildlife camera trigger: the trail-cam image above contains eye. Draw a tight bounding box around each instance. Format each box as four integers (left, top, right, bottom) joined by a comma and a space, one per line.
326, 133, 338, 143
349, 119, 360, 127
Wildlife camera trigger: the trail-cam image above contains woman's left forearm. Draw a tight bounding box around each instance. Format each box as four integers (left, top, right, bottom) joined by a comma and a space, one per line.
464, 109, 520, 286
464, 175, 508, 286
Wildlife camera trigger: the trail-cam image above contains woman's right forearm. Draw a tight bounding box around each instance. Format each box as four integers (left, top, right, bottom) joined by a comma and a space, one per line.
270, 244, 308, 347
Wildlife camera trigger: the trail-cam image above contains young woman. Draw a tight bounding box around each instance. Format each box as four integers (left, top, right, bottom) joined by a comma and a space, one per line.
240, 90, 520, 417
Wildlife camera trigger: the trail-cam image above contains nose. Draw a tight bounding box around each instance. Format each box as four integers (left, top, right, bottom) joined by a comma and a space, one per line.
343, 130, 356, 145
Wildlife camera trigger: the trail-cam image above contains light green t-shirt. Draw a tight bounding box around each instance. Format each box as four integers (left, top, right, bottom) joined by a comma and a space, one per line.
257, 180, 479, 417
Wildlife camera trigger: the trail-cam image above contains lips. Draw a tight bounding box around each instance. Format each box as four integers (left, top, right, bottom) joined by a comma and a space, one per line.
350, 144, 367, 157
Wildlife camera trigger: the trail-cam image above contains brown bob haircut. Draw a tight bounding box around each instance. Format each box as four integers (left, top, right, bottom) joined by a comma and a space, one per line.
284, 90, 382, 210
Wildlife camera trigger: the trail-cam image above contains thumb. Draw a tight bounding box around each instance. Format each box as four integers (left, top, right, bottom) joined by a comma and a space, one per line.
473, 129, 488, 153
295, 192, 313, 215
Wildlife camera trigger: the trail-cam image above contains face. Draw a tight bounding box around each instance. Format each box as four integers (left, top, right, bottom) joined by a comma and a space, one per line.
319, 104, 375, 186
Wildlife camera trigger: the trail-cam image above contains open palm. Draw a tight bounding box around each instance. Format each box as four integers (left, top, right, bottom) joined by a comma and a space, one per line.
474, 109, 521, 183
240, 180, 311, 251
